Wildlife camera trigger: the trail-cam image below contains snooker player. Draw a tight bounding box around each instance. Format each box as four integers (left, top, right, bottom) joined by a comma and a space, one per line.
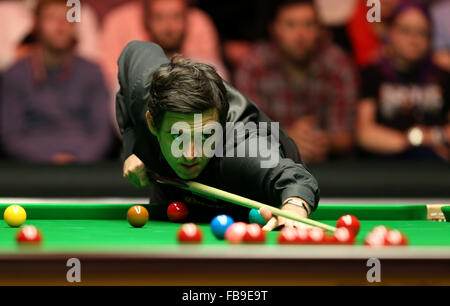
116, 41, 319, 231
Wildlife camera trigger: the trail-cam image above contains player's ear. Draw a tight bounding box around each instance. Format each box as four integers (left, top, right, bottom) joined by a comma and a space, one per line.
146, 111, 157, 136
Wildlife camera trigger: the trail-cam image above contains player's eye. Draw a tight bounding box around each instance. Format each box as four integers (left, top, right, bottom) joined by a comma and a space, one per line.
202, 131, 215, 142
171, 131, 183, 140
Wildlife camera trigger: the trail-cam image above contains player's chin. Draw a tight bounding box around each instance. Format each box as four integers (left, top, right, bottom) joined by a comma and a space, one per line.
176, 169, 201, 180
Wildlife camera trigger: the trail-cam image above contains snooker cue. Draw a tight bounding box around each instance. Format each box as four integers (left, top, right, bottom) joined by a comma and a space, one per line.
185, 181, 337, 232
149, 173, 336, 232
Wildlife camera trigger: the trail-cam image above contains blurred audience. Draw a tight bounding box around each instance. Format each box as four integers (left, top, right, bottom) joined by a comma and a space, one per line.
431, 0, 450, 71
314, 0, 356, 54
234, 0, 358, 163
0, 0, 114, 163
315, 0, 356, 26
0, 0, 34, 72
100, 0, 228, 89
1, 0, 448, 164
83, 0, 133, 24
0, 0, 100, 72
357, 1, 450, 161
196, 0, 275, 73
347, 0, 401, 67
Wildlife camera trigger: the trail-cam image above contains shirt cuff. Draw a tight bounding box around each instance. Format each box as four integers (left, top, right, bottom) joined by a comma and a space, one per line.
280, 185, 319, 212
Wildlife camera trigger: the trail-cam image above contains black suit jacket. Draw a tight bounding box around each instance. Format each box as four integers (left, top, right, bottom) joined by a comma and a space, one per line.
116, 41, 320, 215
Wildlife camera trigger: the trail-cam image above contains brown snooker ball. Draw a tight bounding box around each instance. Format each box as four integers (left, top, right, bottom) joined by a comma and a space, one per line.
127, 205, 149, 228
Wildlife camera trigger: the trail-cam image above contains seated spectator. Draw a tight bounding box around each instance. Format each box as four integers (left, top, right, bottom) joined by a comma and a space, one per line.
0, 0, 114, 163
0, 0, 34, 72
356, 1, 450, 161
346, 0, 401, 67
315, 0, 356, 26
0, 73, 4, 159
0, 0, 100, 72
83, 0, 134, 24
100, 0, 228, 88
234, 0, 358, 163
314, 0, 356, 53
432, 0, 450, 71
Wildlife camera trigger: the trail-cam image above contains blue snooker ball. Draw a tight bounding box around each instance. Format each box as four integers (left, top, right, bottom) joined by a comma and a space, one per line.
210, 214, 234, 239
249, 208, 266, 226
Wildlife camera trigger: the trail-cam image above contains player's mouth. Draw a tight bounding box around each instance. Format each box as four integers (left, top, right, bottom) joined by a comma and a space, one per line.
180, 163, 199, 172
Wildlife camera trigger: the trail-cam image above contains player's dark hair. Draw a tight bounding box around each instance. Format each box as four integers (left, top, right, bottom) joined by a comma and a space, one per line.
269, 0, 317, 23
148, 57, 228, 130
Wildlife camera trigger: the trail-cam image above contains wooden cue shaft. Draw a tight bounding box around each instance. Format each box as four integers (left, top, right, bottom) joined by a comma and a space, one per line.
184, 181, 337, 232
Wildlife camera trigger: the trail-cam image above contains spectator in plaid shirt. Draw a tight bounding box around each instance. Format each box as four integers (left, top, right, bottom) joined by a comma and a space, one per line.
234, 0, 358, 163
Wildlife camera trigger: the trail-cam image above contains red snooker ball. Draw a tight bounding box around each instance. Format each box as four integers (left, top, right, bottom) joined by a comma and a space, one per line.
243, 223, 266, 243
364, 233, 388, 247
296, 228, 311, 244
370, 225, 390, 237
308, 227, 328, 244
385, 230, 408, 246
177, 223, 203, 243
336, 215, 360, 235
278, 227, 299, 244
364, 226, 390, 247
331, 227, 355, 245
225, 222, 248, 244
16, 225, 42, 244
167, 201, 189, 223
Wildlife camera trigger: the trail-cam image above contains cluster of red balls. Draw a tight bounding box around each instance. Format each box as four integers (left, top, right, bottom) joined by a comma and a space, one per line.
278, 214, 360, 245
177, 222, 267, 244
364, 226, 408, 246
167, 208, 410, 247
177, 214, 364, 245
278, 226, 354, 245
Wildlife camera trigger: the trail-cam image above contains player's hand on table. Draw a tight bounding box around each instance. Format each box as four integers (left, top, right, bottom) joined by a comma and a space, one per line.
123, 154, 153, 188
259, 201, 310, 232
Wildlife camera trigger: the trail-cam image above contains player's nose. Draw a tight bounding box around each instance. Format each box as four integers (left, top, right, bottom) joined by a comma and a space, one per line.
183, 141, 198, 161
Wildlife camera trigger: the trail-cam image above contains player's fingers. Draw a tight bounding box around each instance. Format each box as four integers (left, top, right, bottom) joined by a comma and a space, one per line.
259, 207, 273, 221
262, 217, 278, 231
127, 173, 142, 188
297, 223, 314, 231
139, 171, 152, 187
283, 218, 298, 228
125, 166, 140, 176
292, 221, 308, 229
135, 164, 146, 173
279, 216, 295, 229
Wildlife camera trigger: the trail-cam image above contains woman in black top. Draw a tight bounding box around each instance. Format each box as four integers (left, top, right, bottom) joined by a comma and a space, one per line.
357, 1, 450, 161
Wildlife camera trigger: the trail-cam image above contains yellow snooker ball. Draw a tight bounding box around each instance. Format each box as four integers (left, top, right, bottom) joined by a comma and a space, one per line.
3, 205, 27, 227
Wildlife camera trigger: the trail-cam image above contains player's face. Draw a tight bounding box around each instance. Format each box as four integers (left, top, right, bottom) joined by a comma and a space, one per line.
38, 3, 76, 52
389, 8, 430, 63
150, 109, 219, 180
272, 4, 319, 63
145, 0, 187, 54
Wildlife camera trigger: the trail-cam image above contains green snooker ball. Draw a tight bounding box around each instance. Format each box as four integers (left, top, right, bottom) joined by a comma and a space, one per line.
248, 208, 267, 226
